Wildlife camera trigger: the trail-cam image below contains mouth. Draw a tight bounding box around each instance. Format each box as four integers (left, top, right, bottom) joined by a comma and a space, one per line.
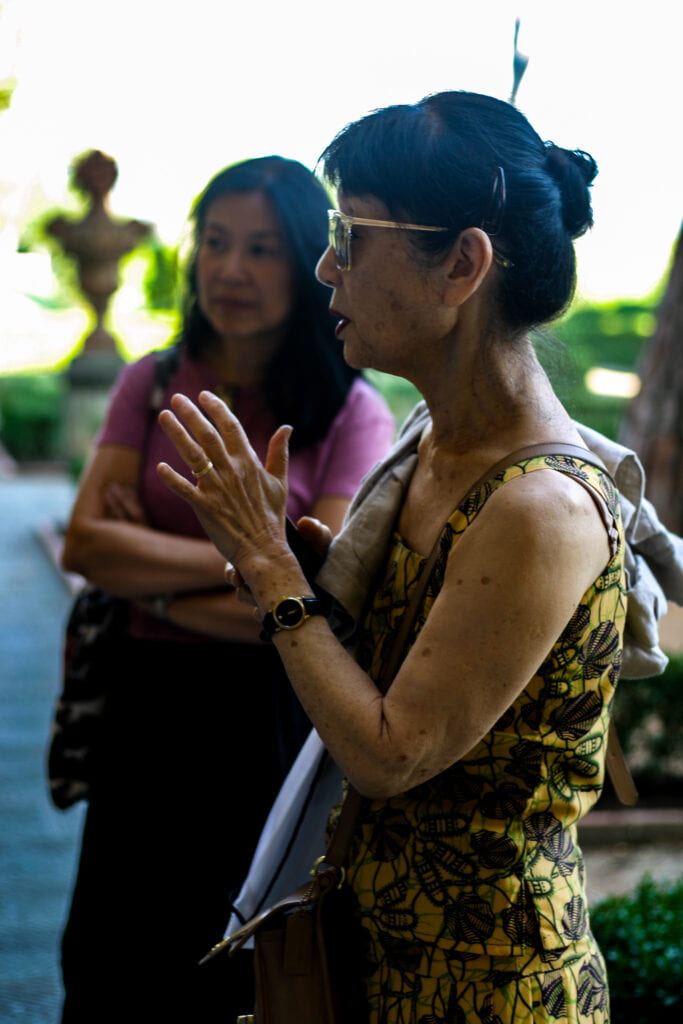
330, 307, 351, 338
211, 297, 254, 312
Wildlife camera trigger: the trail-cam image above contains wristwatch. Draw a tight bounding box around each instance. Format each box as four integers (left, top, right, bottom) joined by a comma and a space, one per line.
260, 596, 325, 642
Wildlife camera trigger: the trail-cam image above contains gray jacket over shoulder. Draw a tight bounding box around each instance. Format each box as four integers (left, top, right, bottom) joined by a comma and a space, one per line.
318, 402, 683, 679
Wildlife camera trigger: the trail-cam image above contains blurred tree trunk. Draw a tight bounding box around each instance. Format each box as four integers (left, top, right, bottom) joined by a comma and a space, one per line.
619, 224, 683, 535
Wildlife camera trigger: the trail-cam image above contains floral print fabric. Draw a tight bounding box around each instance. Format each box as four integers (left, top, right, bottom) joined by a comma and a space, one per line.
346, 456, 626, 1023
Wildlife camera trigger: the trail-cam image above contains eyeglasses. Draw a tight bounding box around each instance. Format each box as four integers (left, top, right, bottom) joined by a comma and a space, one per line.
327, 210, 448, 271
327, 209, 513, 271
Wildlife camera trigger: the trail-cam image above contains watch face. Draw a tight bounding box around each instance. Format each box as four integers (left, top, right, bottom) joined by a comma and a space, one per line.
274, 597, 305, 630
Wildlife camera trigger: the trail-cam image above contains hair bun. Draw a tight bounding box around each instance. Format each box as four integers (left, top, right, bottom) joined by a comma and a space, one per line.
544, 143, 598, 238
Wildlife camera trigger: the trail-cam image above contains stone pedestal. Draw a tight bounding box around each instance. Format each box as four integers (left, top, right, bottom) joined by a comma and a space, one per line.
63, 350, 125, 472
45, 150, 152, 470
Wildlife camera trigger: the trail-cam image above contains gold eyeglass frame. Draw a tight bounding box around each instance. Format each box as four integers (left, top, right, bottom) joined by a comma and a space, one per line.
327, 208, 513, 271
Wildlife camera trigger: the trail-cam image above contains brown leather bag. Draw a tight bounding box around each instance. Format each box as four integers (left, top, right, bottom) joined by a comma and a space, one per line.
198, 541, 423, 1024
205, 854, 368, 1024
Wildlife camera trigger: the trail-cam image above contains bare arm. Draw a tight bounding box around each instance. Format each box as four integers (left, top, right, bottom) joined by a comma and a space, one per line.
309, 496, 349, 538
62, 443, 228, 597
140, 501, 345, 642
157, 392, 610, 797
64, 441, 350, 642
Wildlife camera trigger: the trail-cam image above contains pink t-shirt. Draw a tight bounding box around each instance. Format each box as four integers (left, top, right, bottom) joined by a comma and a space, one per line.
98, 348, 395, 639
100, 349, 395, 529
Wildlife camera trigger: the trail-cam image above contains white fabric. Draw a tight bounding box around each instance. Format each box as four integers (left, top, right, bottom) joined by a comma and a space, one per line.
226, 730, 339, 939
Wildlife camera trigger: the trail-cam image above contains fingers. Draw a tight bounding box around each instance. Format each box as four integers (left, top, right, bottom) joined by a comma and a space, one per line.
225, 562, 256, 608
224, 562, 245, 588
296, 516, 333, 557
102, 482, 127, 520
156, 459, 200, 503
159, 396, 224, 478
160, 391, 261, 478
156, 391, 291, 572
197, 390, 257, 462
104, 482, 146, 523
264, 425, 292, 488
238, 585, 257, 609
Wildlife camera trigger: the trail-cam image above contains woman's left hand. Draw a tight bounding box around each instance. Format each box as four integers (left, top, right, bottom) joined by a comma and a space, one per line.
103, 480, 148, 524
157, 391, 293, 577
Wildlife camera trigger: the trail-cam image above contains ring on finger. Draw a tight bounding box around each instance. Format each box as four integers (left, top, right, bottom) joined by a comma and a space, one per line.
192, 460, 214, 480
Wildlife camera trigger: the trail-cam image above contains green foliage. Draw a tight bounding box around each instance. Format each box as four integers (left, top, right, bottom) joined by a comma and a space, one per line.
365, 370, 421, 431
0, 373, 66, 461
142, 238, 180, 311
612, 655, 683, 793
366, 296, 660, 442
0, 76, 16, 112
591, 875, 683, 1023
538, 299, 656, 440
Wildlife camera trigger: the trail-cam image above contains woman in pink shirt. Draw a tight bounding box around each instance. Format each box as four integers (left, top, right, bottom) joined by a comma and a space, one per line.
59, 156, 395, 1024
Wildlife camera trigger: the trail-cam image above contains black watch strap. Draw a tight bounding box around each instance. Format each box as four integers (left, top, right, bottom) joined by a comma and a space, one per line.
260, 596, 325, 642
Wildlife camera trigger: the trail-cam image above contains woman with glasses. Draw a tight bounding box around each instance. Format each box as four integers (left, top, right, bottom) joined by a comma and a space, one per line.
158, 93, 624, 1023
58, 155, 394, 1024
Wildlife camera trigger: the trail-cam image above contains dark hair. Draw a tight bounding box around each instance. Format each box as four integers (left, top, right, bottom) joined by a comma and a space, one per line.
320, 91, 598, 332
180, 156, 359, 449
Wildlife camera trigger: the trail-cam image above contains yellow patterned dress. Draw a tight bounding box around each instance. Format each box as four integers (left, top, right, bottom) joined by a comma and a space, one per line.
344, 455, 626, 1024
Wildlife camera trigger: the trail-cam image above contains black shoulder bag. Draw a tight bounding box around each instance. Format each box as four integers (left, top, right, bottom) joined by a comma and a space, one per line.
47, 347, 180, 810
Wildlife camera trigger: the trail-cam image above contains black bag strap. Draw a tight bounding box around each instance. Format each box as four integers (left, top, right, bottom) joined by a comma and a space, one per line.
150, 344, 180, 413
325, 441, 634, 867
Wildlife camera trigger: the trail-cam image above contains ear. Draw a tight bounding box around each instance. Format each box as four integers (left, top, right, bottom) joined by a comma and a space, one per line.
441, 228, 494, 308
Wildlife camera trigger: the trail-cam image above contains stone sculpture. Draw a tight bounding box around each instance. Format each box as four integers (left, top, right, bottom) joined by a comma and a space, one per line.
46, 149, 151, 354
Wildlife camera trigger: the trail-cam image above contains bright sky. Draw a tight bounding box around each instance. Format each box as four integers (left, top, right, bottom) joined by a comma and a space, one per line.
1, 0, 681, 319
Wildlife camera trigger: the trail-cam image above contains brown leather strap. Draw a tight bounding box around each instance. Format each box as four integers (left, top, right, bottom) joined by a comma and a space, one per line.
488, 444, 635, 803
606, 719, 639, 806
496, 443, 619, 557
324, 441, 635, 868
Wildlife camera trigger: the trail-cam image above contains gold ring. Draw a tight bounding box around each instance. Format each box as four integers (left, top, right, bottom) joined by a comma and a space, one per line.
192, 460, 214, 480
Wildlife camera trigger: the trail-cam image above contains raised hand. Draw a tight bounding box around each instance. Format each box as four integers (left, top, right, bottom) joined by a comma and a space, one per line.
156, 391, 292, 577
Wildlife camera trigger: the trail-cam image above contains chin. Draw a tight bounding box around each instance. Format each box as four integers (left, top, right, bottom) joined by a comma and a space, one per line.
342, 333, 374, 372
342, 347, 367, 371
344, 342, 398, 378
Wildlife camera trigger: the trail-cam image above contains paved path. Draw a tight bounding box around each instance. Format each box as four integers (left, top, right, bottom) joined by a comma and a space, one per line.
0, 466, 681, 1023
0, 469, 84, 1024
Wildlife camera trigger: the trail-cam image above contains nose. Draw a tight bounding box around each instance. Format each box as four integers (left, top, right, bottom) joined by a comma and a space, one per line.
315, 244, 341, 287
217, 247, 249, 282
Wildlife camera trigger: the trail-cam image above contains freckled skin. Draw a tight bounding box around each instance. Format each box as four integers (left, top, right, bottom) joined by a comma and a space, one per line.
324, 197, 446, 379
481, 576, 490, 585
421, 647, 432, 658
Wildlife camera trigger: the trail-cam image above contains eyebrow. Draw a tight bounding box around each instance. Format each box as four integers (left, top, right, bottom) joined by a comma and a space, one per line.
204, 221, 282, 240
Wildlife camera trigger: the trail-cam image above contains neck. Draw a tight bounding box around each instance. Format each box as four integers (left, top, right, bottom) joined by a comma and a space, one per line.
203, 331, 283, 387
416, 329, 572, 459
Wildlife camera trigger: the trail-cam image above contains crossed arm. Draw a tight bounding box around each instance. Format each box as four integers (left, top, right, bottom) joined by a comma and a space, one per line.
62, 440, 348, 643
156, 391, 611, 798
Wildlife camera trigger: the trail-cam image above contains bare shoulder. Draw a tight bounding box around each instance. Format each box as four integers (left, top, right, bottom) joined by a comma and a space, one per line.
491, 464, 604, 519
467, 466, 611, 579
82, 443, 141, 485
